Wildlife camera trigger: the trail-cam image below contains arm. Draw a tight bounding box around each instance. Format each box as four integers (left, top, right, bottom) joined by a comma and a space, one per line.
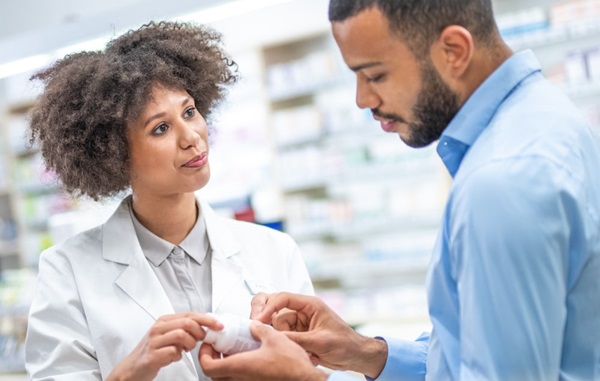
26, 248, 103, 380
451, 160, 577, 379
25, 247, 223, 381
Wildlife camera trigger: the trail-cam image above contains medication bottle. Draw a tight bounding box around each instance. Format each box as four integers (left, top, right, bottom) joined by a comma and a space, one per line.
204, 313, 261, 354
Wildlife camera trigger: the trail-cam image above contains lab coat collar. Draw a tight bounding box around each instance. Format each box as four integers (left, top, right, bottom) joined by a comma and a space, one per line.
199, 199, 242, 260
101, 196, 175, 321
101, 194, 247, 316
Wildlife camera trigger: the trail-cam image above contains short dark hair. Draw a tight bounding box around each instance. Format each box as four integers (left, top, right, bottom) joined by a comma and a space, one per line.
29, 21, 238, 201
328, 0, 498, 58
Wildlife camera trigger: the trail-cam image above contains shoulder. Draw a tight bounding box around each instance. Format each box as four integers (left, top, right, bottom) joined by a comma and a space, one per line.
38, 223, 105, 269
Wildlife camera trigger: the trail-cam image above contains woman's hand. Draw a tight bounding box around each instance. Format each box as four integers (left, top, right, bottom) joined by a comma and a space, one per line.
106, 312, 222, 381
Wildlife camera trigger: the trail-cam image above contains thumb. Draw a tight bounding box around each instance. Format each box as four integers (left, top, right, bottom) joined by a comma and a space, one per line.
284, 330, 316, 351
249, 321, 274, 342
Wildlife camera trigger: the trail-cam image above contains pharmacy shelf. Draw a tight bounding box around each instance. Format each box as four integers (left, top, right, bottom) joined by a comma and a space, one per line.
563, 81, 600, 99
505, 19, 600, 51
288, 214, 441, 243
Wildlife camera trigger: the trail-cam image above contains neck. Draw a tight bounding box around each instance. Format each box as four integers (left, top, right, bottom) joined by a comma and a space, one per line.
130, 192, 198, 245
460, 39, 513, 104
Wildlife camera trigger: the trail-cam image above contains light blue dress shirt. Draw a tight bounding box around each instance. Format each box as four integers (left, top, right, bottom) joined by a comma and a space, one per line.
330, 50, 600, 380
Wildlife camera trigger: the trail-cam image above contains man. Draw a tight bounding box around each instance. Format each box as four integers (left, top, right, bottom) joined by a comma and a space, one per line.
200, 0, 600, 380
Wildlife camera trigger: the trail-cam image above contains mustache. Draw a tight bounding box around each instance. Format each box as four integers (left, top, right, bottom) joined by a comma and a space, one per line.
372, 109, 407, 124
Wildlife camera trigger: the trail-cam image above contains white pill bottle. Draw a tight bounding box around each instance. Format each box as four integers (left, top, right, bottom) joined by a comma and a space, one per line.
204, 313, 261, 355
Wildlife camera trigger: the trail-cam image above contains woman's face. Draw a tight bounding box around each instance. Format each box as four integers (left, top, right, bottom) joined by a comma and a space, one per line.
127, 85, 210, 198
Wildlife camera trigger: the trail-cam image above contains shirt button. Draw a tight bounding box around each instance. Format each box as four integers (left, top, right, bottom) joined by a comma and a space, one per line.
172, 247, 183, 256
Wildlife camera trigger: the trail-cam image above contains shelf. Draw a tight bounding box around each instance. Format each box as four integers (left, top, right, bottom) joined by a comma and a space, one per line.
563, 81, 600, 100
288, 214, 441, 242
0, 242, 19, 255
16, 183, 59, 195
268, 75, 346, 103
281, 158, 442, 193
505, 19, 600, 51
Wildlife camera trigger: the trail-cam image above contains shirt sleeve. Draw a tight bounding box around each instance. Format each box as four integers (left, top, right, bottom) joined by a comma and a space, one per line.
327, 334, 428, 381
367, 334, 429, 381
450, 158, 584, 380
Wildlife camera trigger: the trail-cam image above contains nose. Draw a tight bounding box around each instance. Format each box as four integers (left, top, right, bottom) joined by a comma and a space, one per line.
355, 76, 380, 110
178, 120, 203, 149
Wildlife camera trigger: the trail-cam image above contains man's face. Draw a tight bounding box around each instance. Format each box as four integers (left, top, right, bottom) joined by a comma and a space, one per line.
332, 7, 460, 147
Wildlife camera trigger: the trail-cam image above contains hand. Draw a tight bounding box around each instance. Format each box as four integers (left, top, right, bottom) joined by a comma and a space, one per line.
252, 292, 388, 379
106, 313, 222, 381
199, 321, 328, 381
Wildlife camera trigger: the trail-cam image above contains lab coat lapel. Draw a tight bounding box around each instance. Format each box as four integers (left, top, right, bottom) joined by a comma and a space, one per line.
102, 197, 174, 320
201, 200, 245, 312
101, 196, 198, 378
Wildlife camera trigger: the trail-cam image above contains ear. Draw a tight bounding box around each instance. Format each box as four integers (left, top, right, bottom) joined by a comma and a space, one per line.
429, 25, 473, 81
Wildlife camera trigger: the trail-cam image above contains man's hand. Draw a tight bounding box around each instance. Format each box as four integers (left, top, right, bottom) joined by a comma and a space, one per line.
251, 292, 388, 379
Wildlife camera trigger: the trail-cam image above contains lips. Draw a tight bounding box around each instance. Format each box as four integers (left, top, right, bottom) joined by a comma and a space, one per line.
182, 152, 208, 168
373, 115, 396, 133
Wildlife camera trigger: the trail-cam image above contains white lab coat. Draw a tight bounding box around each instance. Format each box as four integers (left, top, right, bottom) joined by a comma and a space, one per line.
25, 196, 314, 380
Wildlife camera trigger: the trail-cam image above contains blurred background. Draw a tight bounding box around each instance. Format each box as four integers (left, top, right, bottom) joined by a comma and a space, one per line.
0, 0, 599, 378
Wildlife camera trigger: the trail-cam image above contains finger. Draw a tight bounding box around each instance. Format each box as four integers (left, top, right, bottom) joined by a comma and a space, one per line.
151, 346, 185, 368
199, 342, 222, 360
250, 292, 271, 320
283, 331, 317, 352
199, 343, 243, 378
151, 318, 207, 346
154, 328, 198, 352
187, 313, 224, 331
248, 321, 275, 342
254, 292, 319, 322
271, 309, 300, 331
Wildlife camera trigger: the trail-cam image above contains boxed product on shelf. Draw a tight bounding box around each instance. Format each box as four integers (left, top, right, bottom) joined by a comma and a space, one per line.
565, 50, 590, 85
496, 7, 549, 39
0, 269, 36, 374
586, 46, 600, 82
272, 105, 322, 146
550, 0, 600, 26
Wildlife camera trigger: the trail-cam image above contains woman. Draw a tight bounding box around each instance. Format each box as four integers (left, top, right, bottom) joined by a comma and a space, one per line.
24, 21, 314, 381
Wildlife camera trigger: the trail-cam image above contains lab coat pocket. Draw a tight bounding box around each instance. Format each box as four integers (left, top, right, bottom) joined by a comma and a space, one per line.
244, 279, 278, 295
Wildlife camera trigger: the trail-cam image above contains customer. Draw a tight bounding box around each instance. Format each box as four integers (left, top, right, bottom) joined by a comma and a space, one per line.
24, 21, 314, 381
200, 0, 600, 380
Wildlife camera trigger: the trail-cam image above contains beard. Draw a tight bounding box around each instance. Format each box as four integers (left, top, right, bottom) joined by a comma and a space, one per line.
374, 62, 460, 148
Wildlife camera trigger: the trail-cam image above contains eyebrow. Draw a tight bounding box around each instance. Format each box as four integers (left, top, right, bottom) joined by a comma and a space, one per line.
143, 96, 193, 128
349, 61, 383, 72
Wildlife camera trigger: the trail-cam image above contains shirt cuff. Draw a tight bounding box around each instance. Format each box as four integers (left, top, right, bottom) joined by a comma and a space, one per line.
366, 333, 429, 381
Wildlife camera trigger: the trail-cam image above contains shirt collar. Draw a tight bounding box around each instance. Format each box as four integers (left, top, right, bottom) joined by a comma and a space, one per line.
129, 199, 210, 267
436, 50, 541, 177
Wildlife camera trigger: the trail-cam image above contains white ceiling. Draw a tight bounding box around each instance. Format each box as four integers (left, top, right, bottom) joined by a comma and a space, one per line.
0, 0, 230, 39
0, 0, 238, 65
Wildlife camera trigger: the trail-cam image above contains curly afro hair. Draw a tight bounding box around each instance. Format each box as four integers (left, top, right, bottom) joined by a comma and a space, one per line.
28, 21, 238, 201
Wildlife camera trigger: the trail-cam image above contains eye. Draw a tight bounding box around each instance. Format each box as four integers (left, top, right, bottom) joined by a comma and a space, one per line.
184, 106, 196, 118
366, 74, 385, 83
152, 123, 169, 135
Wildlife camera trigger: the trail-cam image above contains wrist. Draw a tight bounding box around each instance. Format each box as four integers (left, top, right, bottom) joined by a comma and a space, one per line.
354, 336, 388, 379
